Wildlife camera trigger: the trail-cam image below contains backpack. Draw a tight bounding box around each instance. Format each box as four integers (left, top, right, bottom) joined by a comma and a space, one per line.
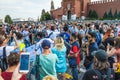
93, 68, 113, 80
0, 47, 8, 72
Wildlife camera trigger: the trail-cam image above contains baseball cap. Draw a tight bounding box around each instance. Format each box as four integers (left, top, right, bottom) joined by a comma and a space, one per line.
41, 39, 51, 49
94, 49, 108, 62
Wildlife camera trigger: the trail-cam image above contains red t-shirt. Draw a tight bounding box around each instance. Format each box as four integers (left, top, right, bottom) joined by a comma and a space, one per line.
2, 72, 26, 80
71, 45, 80, 65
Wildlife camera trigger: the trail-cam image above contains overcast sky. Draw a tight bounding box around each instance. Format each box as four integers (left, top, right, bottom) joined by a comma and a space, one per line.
0, 0, 99, 19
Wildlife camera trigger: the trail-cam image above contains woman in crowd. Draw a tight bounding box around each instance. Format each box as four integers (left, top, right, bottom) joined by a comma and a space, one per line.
102, 28, 112, 42
51, 37, 67, 80
108, 37, 120, 80
0, 34, 18, 57
83, 50, 115, 80
1, 52, 26, 80
10, 32, 25, 52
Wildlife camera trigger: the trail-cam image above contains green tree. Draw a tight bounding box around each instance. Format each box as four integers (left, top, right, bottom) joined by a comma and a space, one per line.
93, 10, 98, 19
108, 8, 113, 19
103, 12, 108, 19
44, 12, 51, 20
4, 15, 13, 24
88, 10, 92, 18
114, 9, 118, 19
118, 11, 120, 19
40, 11, 51, 21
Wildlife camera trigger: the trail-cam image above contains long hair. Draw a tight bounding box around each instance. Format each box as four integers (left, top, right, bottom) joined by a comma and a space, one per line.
114, 37, 120, 49
114, 37, 120, 62
55, 37, 64, 51
103, 28, 111, 41
93, 57, 110, 70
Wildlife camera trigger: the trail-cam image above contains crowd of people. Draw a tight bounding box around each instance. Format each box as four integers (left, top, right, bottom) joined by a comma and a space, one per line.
0, 20, 120, 80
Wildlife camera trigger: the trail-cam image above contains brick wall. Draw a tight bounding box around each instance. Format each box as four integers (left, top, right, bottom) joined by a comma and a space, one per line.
51, 8, 63, 19
88, 0, 120, 18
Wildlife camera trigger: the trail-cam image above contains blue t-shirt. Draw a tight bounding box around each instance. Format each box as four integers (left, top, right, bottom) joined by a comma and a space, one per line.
59, 32, 70, 43
89, 42, 99, 56
51, 46, 67, 73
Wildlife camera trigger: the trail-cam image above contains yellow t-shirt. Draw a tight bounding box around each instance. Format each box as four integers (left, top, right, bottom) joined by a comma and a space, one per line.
116, 63, 120, 73
20, 43, 25, 51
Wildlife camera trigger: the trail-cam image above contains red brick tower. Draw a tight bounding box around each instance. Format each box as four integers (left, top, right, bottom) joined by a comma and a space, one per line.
61, 0, 91, 19
81, 0, 91, 17
50, 0, 55, 19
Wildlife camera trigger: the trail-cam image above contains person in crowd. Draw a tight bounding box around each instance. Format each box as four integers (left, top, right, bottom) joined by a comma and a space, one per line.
78, 25, 85, 45
36, 39, 58, 80
78, 25, 85, 37
102, 29, 114, 50
59, 26, 70, 43
94, 24, 102, 46
85, 32, 99, 69
108, 37, 120, 80
83, 49, 115, 80
10, 32, 25, 52
49, 25, 60, 41
59, 26, 71, 55
22, 26, 31, 47
51, 37, 67, 80
102, 28, 112, 42
71, 23, 79, 35
116, 23, 120, 37
1, 52, 26, 80
0, 63, 28, 80
36, 32, 45, 42
0, 34, 18, 57
68, 33, 80, 80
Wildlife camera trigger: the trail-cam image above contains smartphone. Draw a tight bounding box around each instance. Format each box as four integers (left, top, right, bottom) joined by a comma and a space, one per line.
19, 52, 30, 73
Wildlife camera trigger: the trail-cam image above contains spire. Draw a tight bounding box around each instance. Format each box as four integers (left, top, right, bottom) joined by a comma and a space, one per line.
51, 0, 55, 10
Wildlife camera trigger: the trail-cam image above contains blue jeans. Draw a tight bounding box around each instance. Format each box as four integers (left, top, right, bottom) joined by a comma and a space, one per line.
71, 67, 78, 80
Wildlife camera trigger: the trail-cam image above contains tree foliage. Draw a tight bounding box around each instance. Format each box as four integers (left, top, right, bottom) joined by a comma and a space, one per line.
40, 11, 51, 21
108, 8, 113, 19
103, 12, 108, 19
4, 15, 13, 24
93, 10, 98, 19
88, 10, 92, 18
114, 9, 118, 19
118, 11, 120, 19
88, 10, 98, 19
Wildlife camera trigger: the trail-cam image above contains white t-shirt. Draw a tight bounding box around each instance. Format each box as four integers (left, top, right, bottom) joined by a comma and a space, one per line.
22, 30, 29, 41
46, 29, 52, 35
0, 46, 14, 57
50, 31, 60, 40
